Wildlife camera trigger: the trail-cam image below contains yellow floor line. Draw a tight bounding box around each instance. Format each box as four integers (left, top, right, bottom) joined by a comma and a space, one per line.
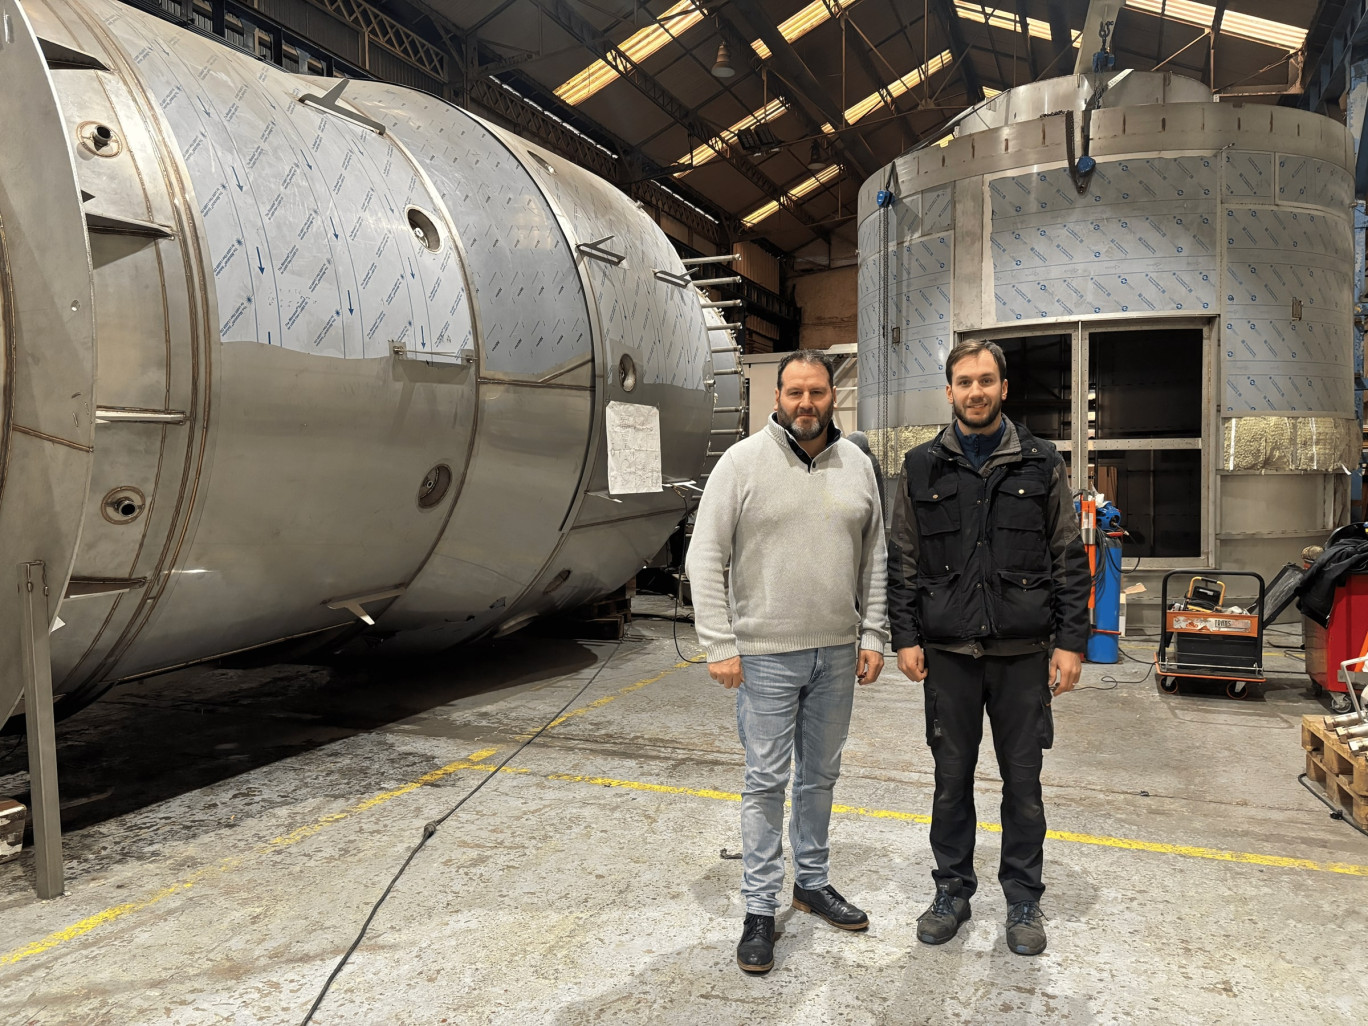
1, 746, 504, 967
490, 768, 1368, 878
1, 656, 697, 967
530, 658, 698, 735
10, 651, 1363, 969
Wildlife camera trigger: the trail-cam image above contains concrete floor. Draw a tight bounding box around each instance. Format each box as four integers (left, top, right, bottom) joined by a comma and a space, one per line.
1, 597, 1365, 1025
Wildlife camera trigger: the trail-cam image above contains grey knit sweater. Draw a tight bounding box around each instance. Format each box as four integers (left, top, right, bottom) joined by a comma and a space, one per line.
686, 416, 890, 662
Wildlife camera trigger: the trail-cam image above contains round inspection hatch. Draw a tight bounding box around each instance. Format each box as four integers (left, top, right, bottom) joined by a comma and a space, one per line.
406, 207, 442, 252
101, 486, 146, 524
417, 464, 452, 509
77, 121, 122, 158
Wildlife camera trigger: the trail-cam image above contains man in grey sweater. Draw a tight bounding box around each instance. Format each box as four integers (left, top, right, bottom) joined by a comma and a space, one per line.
686, 349, 890, 975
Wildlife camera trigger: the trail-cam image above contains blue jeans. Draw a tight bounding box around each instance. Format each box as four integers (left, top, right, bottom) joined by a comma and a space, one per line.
736, 644, 858, 916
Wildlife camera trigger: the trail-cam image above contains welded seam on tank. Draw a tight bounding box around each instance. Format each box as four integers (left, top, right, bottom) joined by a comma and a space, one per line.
11, 423, 94, 452
0, 216, 15, 500
51, 17, 193, 690
61, 0, 216, 688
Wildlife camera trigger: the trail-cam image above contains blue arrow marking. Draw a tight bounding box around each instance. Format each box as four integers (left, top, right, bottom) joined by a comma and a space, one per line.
268, 331, 272, 346
232, 166, 243, 192
420, 325, 426, 349
329, 216, 338, 240
408, 259, 416, 280
256, 248, 265, 274
302, 149, 313, 171
347, 290, 354, 315
199, 98, 212, 118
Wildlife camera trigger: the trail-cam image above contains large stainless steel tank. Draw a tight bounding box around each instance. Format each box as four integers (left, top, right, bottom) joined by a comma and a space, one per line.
0, 0, 721, 724
859, 71, 1358, 608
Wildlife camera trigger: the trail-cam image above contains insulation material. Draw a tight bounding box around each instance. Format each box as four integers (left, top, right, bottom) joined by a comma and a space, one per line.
989, 157, 1219, 322
865, 424, 943, 477
1220, 416, 1358, 473
606, 402, 662, 494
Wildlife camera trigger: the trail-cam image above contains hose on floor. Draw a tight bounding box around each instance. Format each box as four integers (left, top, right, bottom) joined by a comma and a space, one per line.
299, 637, 627, 1025
1296, 772, 1368, 839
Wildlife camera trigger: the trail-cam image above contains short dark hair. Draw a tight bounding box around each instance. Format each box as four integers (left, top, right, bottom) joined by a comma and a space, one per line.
776, 348, 835, 389
945, 340, 1007, 383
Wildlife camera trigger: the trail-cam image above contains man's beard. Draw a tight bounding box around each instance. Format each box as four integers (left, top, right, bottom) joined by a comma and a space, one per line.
953, 394, 1002, 431
777, 404, 832, 441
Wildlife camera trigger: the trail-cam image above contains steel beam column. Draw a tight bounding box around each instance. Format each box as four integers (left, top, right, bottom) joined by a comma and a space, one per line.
931, 0, 984, 103
19, 561, 63, 900
1301, 0, 1368, 113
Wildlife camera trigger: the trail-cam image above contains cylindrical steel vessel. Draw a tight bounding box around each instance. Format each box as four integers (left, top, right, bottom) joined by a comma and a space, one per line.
858, 71, 1357, 608
0, 0, 718, 723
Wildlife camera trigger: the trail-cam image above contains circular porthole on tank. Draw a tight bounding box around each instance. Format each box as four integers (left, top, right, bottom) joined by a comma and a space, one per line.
618, 354, 638, 392
417, 464, 453, 510
78, 121, 122, 157
101, 486, 146, 524
406, 207, 442, 252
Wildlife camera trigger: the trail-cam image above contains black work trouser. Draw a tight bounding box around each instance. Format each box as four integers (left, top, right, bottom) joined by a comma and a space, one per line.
922, 647, 1054, 905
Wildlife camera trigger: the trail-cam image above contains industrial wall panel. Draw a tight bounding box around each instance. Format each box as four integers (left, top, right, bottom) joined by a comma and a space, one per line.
1222, 205, 1353, 413
349, 85, 592, 380
255, 0, 360, 63
100, 3, 472, 361
367, 46, 444, 95
989, 159, 1219, 322
506, 135, 708, 391
857, 210, 953, 429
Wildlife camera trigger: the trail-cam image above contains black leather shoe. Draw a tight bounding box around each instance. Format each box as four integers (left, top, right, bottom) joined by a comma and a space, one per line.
1006, 900, 1047, 955
791, 883, 869, 931
916, 886, 971, 944
737, 913, 776, 973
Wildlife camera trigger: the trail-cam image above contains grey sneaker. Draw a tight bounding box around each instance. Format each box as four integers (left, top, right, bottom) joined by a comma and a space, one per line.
916, 886, 971, 944
1005, 900, 1047, 955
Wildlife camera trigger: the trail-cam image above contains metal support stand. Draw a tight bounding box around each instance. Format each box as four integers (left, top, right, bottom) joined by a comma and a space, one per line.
19, 561, 63, 899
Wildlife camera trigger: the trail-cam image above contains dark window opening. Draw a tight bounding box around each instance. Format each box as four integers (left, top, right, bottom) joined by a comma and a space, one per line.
993, 334, 1072, 442
1097, 450, 1202, 559
1089, 329, 1202, 439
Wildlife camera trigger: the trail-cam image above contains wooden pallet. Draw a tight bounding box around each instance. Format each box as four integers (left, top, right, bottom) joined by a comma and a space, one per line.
1301, 714, 1368, 829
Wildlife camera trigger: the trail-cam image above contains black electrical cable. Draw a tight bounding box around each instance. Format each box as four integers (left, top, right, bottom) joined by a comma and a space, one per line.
1297, 773, 1368, 838
299, 638, 627, 1025
671, 486, 707, 666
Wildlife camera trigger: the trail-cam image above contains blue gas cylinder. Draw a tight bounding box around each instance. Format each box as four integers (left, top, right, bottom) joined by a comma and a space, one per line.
1087, 533, 1123, 663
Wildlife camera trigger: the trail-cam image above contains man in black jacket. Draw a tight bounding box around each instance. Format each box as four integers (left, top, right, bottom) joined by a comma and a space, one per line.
887, 339, 1089, 956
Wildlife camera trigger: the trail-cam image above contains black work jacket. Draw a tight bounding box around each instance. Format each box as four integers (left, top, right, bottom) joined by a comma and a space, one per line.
887, 419, 1090, 654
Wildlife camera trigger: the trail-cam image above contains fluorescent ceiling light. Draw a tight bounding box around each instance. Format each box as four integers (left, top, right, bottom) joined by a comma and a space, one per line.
1124, 0, 1306, 51
555, 1, 705, 106
751, 0, 852, 60
953, 1, 1057, 41
673, 98, 789, 175
741, 164, 843, 229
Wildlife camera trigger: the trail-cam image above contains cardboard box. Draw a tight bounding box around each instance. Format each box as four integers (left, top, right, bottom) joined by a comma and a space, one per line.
0, 798, 26, 864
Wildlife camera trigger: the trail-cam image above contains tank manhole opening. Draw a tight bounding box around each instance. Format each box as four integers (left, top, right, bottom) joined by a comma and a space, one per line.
618, 354, 638, 392
417, 463, 452, 509
406, 207, 442, 252
102, 486, 146, 524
